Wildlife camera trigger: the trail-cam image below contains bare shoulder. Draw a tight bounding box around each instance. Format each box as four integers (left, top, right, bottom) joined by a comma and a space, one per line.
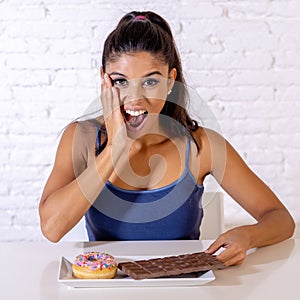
194, 126, 226, 145
52, 118, 104, 178
50, 121, 81, 176
189, 126, 227, 183
40, 118, 102, 203
192, 126, 227, 159
59, 121, 77, 142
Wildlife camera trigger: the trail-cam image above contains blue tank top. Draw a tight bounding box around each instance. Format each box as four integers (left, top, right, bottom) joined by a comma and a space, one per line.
85, 139, 204, 241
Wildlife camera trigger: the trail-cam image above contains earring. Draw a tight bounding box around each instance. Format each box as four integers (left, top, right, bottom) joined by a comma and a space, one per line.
168, 90, 172, 95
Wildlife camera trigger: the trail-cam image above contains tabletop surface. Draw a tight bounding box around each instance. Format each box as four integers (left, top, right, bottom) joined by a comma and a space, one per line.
1, 239, 299, 300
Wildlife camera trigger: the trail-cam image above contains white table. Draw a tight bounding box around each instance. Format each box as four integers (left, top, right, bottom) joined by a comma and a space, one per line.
1, 239, 298, 299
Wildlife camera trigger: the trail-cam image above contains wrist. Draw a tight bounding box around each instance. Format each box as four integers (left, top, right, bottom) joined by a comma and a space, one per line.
238, 224, 258, 249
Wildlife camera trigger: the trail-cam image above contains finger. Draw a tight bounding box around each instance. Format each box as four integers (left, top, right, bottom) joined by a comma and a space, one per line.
216, 245, 246, 265
101, 79, 113, 111
104, 73, 113, 88
100, 73, 111, 98
219, 251, 246, 266
102, 74, 118, 110
205, 237, 225, 254
215, 246, 236, 262
111, 87, 121, 110
101, 89, 112, 115
102, 90, 123, 135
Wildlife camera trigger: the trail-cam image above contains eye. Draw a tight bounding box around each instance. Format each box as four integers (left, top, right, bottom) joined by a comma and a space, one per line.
142, 78, 159, 88
112, 78, 128, 87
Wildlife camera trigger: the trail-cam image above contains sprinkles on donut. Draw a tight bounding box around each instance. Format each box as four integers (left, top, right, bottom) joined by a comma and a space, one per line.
72, 252, 117, 279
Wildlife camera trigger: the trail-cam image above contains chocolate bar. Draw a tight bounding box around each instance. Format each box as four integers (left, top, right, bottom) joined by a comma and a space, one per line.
118, 252, 226, 280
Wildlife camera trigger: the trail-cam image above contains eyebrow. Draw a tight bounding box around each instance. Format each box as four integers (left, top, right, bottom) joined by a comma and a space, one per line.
109, 71, 163, 78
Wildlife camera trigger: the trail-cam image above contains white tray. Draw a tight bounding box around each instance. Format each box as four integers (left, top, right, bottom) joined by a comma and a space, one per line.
58, 255, 215, 288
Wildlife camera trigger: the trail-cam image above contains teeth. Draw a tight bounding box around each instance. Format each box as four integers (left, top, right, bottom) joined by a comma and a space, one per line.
125, 110, 146, 116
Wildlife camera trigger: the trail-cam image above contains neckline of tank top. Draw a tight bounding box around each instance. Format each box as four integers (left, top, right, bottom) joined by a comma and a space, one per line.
104, 137, 203, 193
105, 168, 204, 194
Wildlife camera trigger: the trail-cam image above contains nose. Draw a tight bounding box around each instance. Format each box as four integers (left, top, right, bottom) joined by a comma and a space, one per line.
122, 79, 144, 105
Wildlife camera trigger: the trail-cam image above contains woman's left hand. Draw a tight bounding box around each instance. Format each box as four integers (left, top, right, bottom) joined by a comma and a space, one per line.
205, 226, 252, 266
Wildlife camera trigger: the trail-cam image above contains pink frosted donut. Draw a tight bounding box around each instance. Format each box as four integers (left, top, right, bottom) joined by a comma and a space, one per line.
72, 251, 117, 279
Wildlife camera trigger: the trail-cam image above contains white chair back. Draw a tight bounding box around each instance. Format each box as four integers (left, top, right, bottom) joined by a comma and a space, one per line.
200, 192, 225, 240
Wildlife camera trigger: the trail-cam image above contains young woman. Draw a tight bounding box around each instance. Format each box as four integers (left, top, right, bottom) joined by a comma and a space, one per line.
39, 11, 295, 266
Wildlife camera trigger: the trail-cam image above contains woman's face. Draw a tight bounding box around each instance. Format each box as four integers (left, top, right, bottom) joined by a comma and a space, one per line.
103, 51, 176, 133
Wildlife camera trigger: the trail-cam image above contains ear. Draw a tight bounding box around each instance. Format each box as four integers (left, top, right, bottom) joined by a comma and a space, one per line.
169, 68, 177, 81
100, 66, 104, 79
168, 68, 177, 90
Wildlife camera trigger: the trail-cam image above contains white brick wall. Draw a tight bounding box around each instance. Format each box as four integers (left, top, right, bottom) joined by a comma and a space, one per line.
1, 0, 299, 241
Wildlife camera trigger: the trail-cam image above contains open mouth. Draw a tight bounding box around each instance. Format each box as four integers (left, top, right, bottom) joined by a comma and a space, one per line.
123, 109, 148, 129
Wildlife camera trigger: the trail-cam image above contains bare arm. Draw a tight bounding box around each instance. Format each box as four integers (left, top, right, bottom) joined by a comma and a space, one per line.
202, 129, 295, 265
39, 122, 115, 242
39, 74, 125, 242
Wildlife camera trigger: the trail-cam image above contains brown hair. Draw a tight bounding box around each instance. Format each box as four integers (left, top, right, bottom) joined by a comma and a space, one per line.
99, 11, 199, 152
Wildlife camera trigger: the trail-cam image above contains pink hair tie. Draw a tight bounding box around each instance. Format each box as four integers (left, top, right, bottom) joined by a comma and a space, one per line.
135, 15, 146, 20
